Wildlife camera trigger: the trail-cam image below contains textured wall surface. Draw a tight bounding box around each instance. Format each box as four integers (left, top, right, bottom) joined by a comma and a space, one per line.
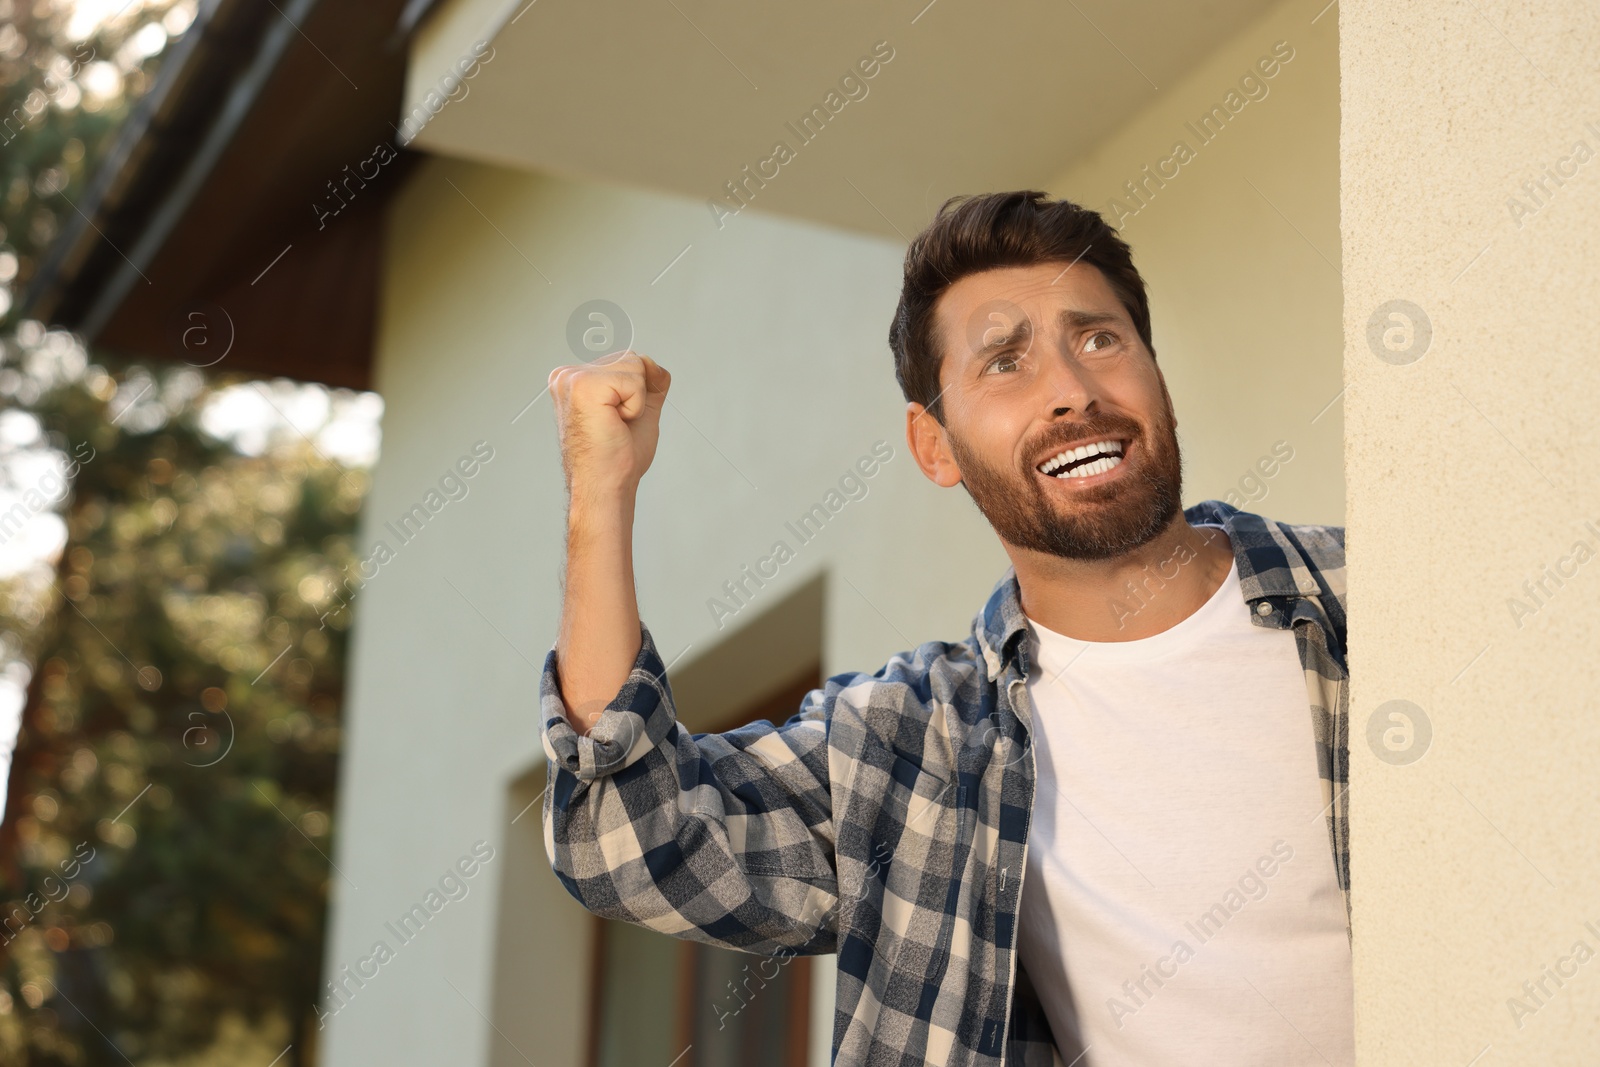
1343, 2, 1600, 1063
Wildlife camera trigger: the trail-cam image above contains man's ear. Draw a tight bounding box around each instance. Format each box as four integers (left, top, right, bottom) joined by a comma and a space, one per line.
905, 402, 964, 488
1155, 363, 1177, 433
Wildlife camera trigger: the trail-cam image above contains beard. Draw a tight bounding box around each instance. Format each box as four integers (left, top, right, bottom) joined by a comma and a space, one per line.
945, 405, 1183, 561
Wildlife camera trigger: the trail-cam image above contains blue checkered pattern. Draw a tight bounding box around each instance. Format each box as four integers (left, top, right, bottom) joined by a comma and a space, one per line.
541, 499, 1348, 1065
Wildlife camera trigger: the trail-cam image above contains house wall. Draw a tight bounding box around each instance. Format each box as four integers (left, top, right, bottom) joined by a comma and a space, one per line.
1342, 1, 1600, 1061
321, 0, 1343, 1060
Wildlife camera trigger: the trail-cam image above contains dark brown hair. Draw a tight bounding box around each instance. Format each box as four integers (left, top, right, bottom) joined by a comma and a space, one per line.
889, 190, 1154, 424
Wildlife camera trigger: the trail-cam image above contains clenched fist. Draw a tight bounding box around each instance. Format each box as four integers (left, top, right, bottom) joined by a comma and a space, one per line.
548, 350, 671, 500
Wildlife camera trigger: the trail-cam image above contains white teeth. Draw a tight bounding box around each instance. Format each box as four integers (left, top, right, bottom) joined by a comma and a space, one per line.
1055, 454, 1123, 479
1038, 439, 1125, 475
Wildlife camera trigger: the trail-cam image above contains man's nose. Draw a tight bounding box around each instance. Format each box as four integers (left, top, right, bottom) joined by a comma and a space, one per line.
1043, 350, 1094, 417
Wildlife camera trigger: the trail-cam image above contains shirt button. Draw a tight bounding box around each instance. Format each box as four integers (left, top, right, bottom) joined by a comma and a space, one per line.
1256, 601, 1273, 616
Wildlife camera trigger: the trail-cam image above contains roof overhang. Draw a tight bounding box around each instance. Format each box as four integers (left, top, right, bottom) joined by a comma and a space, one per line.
19, 0, 424, 389
403, 0, 1284, 238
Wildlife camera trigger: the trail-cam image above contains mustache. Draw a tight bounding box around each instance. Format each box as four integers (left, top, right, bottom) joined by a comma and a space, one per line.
1028, 416, 1144, 464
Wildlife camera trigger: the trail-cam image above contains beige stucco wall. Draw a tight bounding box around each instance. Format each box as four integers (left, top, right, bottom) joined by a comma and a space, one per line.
1342, 2, 1600, 1063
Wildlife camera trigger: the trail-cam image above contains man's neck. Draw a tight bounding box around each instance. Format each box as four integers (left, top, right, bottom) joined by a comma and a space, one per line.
1009, 513, 1235, 642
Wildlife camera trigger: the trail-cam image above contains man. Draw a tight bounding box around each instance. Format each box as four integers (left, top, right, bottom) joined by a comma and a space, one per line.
541, 190, 1352, 1066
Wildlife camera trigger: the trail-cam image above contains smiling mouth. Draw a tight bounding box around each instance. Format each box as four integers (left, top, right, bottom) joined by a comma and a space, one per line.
1035, 437, 1129, 480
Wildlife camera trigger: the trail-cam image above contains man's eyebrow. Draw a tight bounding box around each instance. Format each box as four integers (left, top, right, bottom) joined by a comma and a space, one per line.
967, 307, 1124, 360
1060, 308, 1123, 330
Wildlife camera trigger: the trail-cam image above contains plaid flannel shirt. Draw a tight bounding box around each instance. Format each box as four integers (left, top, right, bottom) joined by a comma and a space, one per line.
541, 499, 1349, 1066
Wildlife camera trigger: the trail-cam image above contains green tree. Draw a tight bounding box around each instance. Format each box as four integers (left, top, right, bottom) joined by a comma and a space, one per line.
0, 333, 370, 1067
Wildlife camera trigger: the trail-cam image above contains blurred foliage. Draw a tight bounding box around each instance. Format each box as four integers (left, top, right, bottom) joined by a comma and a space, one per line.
1, 341, 367, 1067
0, 3, 370, 1065
1, 0, 195, 325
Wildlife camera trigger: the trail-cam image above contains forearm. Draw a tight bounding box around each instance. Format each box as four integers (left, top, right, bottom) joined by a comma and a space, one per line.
540, 651, 841, 956
554, 489, 642, 737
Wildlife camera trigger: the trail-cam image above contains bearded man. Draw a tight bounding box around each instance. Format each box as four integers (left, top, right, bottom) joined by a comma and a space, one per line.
540, 190, 1353, 1067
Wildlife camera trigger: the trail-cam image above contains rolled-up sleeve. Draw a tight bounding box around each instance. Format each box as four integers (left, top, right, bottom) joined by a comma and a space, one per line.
540, 619, 674, 781
539, 619, 839, 957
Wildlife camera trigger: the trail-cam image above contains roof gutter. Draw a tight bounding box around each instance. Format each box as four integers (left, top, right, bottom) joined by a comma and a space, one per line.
75, 0, 324, 342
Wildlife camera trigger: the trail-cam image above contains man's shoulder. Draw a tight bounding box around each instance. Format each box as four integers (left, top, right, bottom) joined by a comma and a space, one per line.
1263, 512, 1346, 573
1189, 498, 1345, 584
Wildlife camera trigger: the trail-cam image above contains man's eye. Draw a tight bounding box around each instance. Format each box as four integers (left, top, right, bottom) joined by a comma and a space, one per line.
1085, 330, 1119, 353
984, 353, 1021, 374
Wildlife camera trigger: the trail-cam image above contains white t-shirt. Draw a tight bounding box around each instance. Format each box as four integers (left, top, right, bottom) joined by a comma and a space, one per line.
1016, 534, 1354, 1067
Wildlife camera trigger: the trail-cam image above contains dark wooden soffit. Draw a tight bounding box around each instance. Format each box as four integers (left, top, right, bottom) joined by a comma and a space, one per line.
21, 0, 426, 391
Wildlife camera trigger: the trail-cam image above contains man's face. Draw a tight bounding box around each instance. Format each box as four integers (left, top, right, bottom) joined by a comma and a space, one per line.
910, 261, 1183, 560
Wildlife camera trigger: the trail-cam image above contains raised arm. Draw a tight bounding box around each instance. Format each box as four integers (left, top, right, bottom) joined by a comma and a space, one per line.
546, 349, 670, 735
540, 350, 838, 956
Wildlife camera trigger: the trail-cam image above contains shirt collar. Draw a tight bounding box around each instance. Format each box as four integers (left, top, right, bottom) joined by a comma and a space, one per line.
972, 498, 1326, 682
